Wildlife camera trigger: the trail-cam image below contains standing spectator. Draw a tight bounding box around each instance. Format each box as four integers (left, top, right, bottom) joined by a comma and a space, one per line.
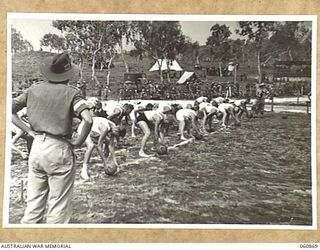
81, 80, 87, 98
252, 83, 269, 117
76, 80, 87, 98
12, 53, 93, 224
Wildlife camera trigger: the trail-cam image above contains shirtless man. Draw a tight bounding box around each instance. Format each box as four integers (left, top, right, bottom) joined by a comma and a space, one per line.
218, 103, 241, 127
129, 102, 154, 138
195, 96, 208, 104
11, 107, 33, 159
175, 108, 202, 141
104, 101, 134, 125
134, 108, 168, 157
233, 97, 251, 120
198, 102, 220, 132
210, 96, 229, 107
77, 116, 126, 180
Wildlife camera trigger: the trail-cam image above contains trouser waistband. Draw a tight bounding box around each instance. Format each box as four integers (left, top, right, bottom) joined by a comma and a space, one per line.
35, 132, 70, 142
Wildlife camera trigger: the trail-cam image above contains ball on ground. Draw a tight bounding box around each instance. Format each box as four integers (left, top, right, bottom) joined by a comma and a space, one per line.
193, 132, 203, 140
156, 144, 168, 155
105, 163, 118, 176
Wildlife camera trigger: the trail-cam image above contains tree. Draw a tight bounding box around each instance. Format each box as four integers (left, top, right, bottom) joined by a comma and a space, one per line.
236, 21, 276, 83
179, 40, 200, 69
107, 21, 140, 73
40, 33, 66, 52
52, 20, 118, 87
295, 22, 312, 61
134, 21, 188, 82
206, 24, 232, 76
269, 22, 301, 61
11, 27, 33, 54
270, 21, 312, 62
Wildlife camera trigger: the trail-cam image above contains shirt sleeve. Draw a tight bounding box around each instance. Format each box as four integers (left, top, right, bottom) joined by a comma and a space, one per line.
12, 91, 28, 114
72, 91, 89, 117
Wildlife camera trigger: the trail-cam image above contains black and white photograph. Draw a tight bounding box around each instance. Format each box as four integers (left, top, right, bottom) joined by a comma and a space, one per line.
4, 13, 316, 228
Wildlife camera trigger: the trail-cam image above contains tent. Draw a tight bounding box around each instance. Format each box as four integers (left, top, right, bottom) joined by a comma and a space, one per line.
177, 71, 196, 84
149, 59, 183, 72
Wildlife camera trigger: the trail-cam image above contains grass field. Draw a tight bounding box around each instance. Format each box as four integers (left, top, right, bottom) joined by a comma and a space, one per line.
7, 111, 312, 226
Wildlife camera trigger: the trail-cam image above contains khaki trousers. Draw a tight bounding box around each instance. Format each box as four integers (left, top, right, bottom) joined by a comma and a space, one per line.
21, 134, 75, 224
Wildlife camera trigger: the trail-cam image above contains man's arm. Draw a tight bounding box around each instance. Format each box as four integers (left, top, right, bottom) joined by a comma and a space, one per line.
69, 109, 92, 146
108, 135, 118, 166
12, 114, 36, 138
201, 110, 207, 131
12, 92, 37, 138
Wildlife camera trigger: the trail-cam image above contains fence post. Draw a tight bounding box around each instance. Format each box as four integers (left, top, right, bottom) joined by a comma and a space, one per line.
270, 96, 274, 112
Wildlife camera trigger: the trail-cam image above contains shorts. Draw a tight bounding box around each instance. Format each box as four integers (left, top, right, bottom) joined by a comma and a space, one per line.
90, 131, 100, 144
136, 112, 152, 128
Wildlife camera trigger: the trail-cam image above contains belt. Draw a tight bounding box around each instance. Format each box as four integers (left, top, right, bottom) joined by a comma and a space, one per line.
35, 132, 70, 141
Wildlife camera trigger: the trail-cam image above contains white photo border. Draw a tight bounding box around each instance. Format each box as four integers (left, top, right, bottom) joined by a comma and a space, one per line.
4, 13, 317, 229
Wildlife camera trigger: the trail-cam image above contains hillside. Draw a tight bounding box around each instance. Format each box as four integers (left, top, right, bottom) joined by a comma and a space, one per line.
12, 51, 174, 98
12, 51, 252, 79
12, 50, 301, 99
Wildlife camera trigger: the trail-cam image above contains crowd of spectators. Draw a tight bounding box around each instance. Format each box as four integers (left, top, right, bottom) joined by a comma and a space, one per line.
118, 79, 249, 100
13, 76, 311, 101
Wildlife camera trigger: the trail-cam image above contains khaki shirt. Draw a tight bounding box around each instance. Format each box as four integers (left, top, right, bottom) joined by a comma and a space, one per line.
12, 82, 88, 137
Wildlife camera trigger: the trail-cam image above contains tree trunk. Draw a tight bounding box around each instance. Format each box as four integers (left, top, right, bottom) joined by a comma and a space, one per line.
120, 43, 129, 73
93, 75, 102, 99
196, 55, 200, 65
106, 54, 115, 87
78, 56, 84, 81
91, 55, 96, 80
92, 34, 103, 80
167, 70, 171, 83
288, 48, 293, 61
159, 70, 164, 83
166, 60, 171, 83
219, 62, 223, 77
234, 64, 237, 84
157, 59, 164, 83
257, 50, 262, 83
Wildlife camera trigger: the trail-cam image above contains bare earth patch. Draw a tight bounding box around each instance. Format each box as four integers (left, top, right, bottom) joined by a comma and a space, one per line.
8, 112, 312, 225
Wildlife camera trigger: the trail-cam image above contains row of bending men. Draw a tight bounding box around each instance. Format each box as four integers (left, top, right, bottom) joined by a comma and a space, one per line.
12, 95, 256, 181
77, 95, 256, 179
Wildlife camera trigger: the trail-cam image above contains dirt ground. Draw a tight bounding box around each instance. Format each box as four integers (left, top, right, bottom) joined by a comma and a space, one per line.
8, 111, 312, 225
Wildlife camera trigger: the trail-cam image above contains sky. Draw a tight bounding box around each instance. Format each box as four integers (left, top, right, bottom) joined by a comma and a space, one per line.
11, 19, 62, 50
10, 17, 313, 52
180, 21, 239, 43
11, 19, 240, 51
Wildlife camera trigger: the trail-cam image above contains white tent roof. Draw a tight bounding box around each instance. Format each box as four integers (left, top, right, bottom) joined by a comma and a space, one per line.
149, 59, 183, 72
177, 71, 195, 84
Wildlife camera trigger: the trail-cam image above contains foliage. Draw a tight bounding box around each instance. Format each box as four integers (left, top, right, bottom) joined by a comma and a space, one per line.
236, 21, 276, 82
50, 20, 119, 85
134, 21, 188, 60
134, 21, 188, 82
236, 21, 276, 47
206, 24, 233, 76
269, 21, 312, 61
11, 27, 33, 53
40, 33, 66, 52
